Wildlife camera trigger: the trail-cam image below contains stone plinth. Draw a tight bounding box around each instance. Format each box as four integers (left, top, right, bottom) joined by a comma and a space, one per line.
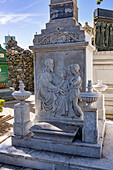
82, 107, 99, 144
13, 103, 31, 136
12, 81, 32, 137
12, 119, 105, 159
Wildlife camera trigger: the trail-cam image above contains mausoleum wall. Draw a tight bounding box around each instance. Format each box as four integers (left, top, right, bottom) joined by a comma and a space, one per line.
93, 50, 113, 119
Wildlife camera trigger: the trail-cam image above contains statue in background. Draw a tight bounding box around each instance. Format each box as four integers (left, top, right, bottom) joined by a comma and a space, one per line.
95, 22, 101, 48
95, 21, 113, 51
105, 23, 110, 47
100, 23, 106, 47
109, 23, 113, 48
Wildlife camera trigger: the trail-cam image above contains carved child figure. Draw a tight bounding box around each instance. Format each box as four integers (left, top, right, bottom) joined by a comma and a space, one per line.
69, 64, 83, 118
57, 68, 69, 116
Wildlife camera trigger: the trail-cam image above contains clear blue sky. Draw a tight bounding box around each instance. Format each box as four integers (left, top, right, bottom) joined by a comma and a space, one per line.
0, 0, 113, 49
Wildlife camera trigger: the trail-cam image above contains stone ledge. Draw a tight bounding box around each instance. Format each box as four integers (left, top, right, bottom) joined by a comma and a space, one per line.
12, 120, 105, 159
29, 41, 89, 51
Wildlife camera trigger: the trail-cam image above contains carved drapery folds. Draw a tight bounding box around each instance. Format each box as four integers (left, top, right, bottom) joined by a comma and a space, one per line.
37, 58, 83, 119
33, 31, 85, 45
95, 22, 113, 51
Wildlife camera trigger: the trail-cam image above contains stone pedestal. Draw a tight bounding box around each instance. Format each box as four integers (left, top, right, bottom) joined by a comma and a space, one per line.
82, 107, 99, 144
95, 94, 105, 120
13, 103, 31, 137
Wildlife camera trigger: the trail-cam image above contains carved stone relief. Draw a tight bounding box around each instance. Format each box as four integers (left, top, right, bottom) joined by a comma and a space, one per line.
33, 31, 85, 45
95, 21, 113, 51
37, 58, 83, 119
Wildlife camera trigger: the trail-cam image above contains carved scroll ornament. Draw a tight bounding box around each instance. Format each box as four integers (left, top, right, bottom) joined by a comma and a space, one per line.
33, 32, 85, 45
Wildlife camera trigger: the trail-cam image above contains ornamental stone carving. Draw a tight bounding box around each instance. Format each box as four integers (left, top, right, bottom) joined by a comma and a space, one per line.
37, 58, 83, 119
33, 32, 85, 45
95, 21, 113, 51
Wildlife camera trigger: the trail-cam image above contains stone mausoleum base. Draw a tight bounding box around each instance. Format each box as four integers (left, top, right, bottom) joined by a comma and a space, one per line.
11, 120, 105, 159
0, 121, 112, 170
0, 88, 14, 100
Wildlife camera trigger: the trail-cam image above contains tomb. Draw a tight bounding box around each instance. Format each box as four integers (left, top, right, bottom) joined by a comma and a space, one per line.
0, 0, 107, 169
12, 0, 104, 159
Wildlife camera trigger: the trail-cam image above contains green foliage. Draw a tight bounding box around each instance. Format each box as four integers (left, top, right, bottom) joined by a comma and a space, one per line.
0, 99, 5, 112
97, 0, 103, 5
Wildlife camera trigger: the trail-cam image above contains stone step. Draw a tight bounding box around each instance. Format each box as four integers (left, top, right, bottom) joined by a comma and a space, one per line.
0, 133, 112, 170
30, 121, 79, 143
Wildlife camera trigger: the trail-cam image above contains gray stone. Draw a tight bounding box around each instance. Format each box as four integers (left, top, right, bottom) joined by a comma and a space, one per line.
0, 122, 112, 170
30, 0, 94, 124
12, 120, 105, 159
82, 107, 99, 144
13, 102, 31, 136
9, 0, 105, 164
29, 122, 79, 143
30, 42, 94, 123
13, 81, 32, 137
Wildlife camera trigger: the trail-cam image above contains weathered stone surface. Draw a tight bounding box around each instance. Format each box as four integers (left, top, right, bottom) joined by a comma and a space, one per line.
12, 120, 105, 159
0, 121, 111, 170
82, 107, 99, 144
6, 38, 34, 92
13, 103, 31, 136
30, 42, 94, 123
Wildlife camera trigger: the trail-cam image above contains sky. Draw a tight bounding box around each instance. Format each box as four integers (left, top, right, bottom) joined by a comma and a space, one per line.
0, 0, 113, 49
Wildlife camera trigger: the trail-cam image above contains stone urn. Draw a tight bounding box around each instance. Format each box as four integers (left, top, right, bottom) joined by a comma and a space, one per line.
79, 80, 100, 108
12, 81, 31, 105
93, 80, 107, 93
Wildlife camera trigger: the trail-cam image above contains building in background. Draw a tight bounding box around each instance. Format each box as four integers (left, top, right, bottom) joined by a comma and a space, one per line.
4, 34, 16, 48
94, 8, 113, 51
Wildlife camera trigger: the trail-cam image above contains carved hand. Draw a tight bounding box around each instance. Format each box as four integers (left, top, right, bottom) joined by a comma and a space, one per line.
59, 89, 66, 95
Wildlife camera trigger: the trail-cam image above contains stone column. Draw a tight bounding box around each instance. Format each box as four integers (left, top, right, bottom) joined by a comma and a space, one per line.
12, 81, 32, 136
80, 80, 100, 144
82, 107, 99, 144
13, 103, 31, 136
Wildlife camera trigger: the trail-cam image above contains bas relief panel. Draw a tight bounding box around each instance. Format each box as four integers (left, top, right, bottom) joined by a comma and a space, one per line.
33, 32, 85, 45
37, 58, 83, 119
